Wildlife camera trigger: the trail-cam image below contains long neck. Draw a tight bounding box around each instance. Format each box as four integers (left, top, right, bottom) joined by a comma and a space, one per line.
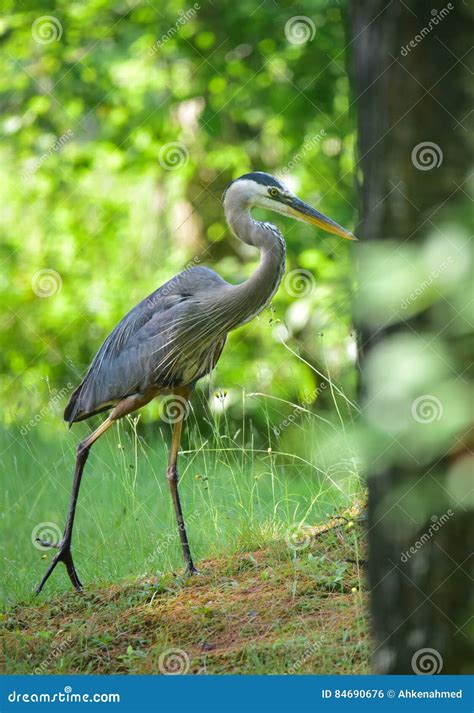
212, 203, 286, 332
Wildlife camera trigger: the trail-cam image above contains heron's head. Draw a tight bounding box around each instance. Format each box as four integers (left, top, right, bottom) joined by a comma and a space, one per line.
224, 171, 355, 240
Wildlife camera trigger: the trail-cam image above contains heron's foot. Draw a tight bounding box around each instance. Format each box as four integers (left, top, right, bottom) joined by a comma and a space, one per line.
36, 541, 83, 595
186, 564, 200, 577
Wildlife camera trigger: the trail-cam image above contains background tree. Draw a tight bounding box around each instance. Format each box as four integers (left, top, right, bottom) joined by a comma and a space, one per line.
350, 0, 473, 674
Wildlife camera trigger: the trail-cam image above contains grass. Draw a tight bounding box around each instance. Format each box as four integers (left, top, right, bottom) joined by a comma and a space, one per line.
2, 522, 369, 674
1, 391, 367, 673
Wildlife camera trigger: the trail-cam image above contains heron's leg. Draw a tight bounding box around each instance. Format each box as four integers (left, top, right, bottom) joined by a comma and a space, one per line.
35, 417, 114, 595
166, 392, 197, 575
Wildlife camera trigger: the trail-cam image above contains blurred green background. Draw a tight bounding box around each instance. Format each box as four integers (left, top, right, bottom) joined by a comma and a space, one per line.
1, 0, 357, 434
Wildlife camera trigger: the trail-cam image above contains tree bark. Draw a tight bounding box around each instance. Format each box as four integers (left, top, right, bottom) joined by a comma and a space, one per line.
349, 0, 473, 674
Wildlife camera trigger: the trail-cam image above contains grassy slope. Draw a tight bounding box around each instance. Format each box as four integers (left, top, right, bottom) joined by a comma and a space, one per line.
0, 415, 362, 606
2, 517, 369, 675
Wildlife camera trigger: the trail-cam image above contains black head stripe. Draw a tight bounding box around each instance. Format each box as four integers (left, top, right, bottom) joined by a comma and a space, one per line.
222, 172, 287, 203
223, 172, 285, 200
236, 172, 285, 189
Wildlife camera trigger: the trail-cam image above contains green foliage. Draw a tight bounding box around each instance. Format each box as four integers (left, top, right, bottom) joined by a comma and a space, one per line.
1, 0, 356, 431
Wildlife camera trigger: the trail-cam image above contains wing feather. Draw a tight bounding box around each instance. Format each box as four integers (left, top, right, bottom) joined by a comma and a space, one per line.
65, 267, 228, 423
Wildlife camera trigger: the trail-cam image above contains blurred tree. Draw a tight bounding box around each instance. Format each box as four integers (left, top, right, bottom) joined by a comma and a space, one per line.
350, 0, 473, 673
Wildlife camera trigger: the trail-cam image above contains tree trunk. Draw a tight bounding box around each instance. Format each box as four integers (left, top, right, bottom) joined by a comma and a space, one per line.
349, 0, 473, 674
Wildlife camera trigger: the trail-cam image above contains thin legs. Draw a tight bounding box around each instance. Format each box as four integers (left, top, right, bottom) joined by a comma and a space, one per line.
35, 388, 197, 595
166, 391, 197, 575
35, 418, 114, 595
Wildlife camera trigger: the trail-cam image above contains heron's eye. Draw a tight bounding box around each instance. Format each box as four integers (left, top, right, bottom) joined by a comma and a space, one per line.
268, 188, 279, 198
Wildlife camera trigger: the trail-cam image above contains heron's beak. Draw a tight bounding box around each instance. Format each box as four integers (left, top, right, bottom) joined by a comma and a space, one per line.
287, 197, 357, 240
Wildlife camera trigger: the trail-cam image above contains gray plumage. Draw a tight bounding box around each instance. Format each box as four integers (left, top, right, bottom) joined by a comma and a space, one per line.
65, 267, 230, 422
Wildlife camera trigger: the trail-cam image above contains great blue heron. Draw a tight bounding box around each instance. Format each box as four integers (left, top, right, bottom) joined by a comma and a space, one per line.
36, 171, 355, 594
